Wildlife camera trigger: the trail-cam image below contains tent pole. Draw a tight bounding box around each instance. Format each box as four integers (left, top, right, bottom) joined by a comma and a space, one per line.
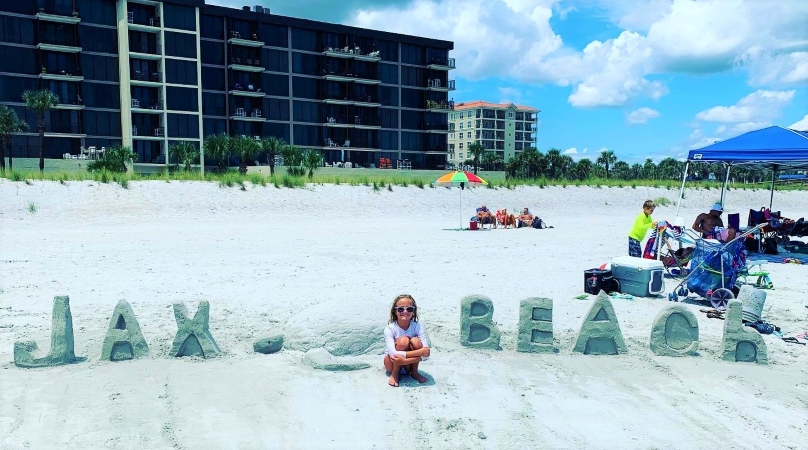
459, 185, 463, 230
675, 162, 690, 218
721, 164, 731, 206
769, 164, 777, 209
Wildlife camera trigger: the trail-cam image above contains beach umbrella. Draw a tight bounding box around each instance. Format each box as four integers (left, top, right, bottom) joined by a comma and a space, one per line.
434, 170, 488, 229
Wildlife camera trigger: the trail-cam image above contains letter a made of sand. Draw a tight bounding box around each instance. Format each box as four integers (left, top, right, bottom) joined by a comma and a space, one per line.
573, 291, 627, 355
459, 295, 501, 350
170, 301, 221, 358
14, 295, 78, 368
101, 300, 150, 361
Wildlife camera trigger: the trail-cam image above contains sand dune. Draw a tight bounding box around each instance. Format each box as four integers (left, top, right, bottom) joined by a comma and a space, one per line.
1, 180, 806, 450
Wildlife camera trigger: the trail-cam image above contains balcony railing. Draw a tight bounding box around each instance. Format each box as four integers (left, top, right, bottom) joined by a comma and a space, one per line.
127, 12, 160, 27
132, 71, 162, 82
229, 30, 261, 41
42, 66, 81, 76
322, 46, 380, 59
324, 92, 378, 104
426, 79, 455, 90
229, 57, 262, 67
153, 127, 165, 137
425, 122, 449, 131
130, 43, 161, 55
324, 115, 381, 127
322, 68, 379, 82
231, 84, 263, 93
426, 100, 454, 110
427, 57, 455, 69
39, 33, 80, 48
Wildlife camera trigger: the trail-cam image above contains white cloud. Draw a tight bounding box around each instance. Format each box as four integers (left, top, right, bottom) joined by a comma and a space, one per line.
627, 107, 661, 124
498, 86, 524, 104
563, 147, 578, 154
695, 90, 795, 123
790, 114, 808, 131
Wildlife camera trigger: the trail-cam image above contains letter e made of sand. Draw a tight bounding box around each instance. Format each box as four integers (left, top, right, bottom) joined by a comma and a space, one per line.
573, 292, 627, 355
517, 298, 554, 353
649, 304, 699, 357
14, 295, 78, 368
170, 301, 221, 358
460, 295, 501, 350
721, 301, 767, 364
101, 300, 150, 361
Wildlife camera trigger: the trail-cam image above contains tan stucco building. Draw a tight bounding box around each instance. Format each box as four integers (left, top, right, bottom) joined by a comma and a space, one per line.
447, 101, 539, 165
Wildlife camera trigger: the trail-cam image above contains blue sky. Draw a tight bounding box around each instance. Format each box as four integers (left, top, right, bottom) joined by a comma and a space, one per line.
211, 0, 808, 163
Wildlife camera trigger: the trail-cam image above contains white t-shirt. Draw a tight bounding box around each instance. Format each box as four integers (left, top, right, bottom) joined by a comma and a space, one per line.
384, 321, 430, 361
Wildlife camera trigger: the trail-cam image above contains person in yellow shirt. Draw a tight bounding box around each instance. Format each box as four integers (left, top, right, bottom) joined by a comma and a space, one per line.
628, 200, 658, 257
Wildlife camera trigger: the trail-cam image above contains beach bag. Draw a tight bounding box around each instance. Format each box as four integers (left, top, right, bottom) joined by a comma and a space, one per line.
531, 217, 546, 229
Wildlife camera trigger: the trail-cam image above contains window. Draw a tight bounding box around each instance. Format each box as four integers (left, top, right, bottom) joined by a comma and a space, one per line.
292, 124, 321, 147
401, 44, 424, 65
0, 46, 37, 75
379, 130, 397, 150
290, 28, 318, 52
291, 77, 318, 99
261, 23, 288, 47
459, 123, 463, 129
201, 42, 224, 65
401, 110, 422, 130
200, 14, 224, 39
264, 49, 289, 72
467, 111, 473, 118
81, 54, 119, 82
0, 2, 31, 13
83, 110, 121, 136
46, 109, 82, 134
203, 118, 226, 137
459, 152, 463, 158
266, 98, 289, 121
201, 67, 225, 91
380, 108, 398, 128
76, 0, 116, 26
467, 121, 471, 128
459, 143, 463, 149
401, 131, 423, 151
166, 86, 198, 112
0, 76, 37, 102
165, 32, 197, 59
167, 114, 199, 138
79, 26, 117, 54
263, 73, 289, 97
508, 112, 514, 118
82, 82, 119, 109
400, 88, 420, 108
401, 66, 423, 87
165, 60, 198, 85
264, 122, 289, 142
202, 93, 226, 116
293, 100, 320, 123
449, 133, 454, 140
379, 64, 398, 84
377, 40, 398, 62
466, 131, 471, 139
378, 86, 398, 107
163, 4, 196, 31
0, 16, 35, 45
292, 52, 319, 75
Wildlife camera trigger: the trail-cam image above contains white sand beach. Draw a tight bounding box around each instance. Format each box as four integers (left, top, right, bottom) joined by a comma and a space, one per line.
1, 180, 807, 450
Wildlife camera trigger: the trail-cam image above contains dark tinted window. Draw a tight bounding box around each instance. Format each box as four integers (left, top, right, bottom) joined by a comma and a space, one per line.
292, 52, 319, 75
45, 80, 80, 105
266, 98, 289, 121
0, 2, 32, 13
401, 66, 424, 87
200, 14, 224, 39
79, 26, 118, 53
293, 124, 320, 146
379, 63, 398, 84
291, 77, 318, 99
401, 44, 424, 65
77, 0, 116, 26
379, 130, 398, 150
201, 41, 224, 65
203, 118, 226, 137
378, 86, 399, 107
0, 45, 37, 75
82, 82, 120, 109
380, 108, 398, 129
263, 73, 289, 97
261, 23, 288, 47
292, 100, 320, 123
401, 131, 424, 151
290, 28, 318, 52
167, 113, 200, 138
263, 49, 288, 72
202, 93, 226, 116
0, 75, 38, 102
81, 54, 119, 82
83, 110, 121, 136
166, 86, 198, 112
165, 32, 197, 59
201, 67, 225, 91
163, 4, 196, 31
400, 88, 421, 108
165, 60, 198, 85
377, 40, 398, 62
401, 110, 422, 130
0, 16, 36, 45
264, 122, 289, 142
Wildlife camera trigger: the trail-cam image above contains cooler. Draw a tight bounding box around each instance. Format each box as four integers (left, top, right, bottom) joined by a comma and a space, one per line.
611, 256, 665, 297
583, 268, 613, 295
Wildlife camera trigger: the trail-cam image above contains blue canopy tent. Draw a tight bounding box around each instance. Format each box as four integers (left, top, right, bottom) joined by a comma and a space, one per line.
675, 126, 808, 216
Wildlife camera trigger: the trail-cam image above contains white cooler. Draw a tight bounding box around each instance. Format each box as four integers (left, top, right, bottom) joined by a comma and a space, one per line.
611, 256, 665, 297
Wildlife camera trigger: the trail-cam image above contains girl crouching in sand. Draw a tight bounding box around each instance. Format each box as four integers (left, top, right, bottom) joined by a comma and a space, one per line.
384, 294, 431, 387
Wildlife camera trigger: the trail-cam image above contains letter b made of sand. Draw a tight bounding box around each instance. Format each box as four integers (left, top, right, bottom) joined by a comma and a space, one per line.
14, 296, 77, 368
460, 295, 501, 350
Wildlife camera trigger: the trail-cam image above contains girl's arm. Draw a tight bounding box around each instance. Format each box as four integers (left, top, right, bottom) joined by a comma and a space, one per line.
384, 326, 406, 357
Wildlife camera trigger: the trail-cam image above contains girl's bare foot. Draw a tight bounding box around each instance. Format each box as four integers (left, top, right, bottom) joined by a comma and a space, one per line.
411, 372, 428, 383
388, 375, 399, 387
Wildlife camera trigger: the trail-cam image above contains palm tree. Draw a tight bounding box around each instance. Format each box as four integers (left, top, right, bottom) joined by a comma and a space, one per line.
481, 151, 501, 171
203, 133, 231, 173
169, 141, 199, 173
0, 105, 28, 173
643, 158, 656, 180
545, 148, 564, 179
260, 136, 286, 176
231, 135, 260, 175
572, 158, 593, 180
22, 89, 59, 173
467, 142, 484, 174
302, 149, 324, 178
596, 149, 617, 179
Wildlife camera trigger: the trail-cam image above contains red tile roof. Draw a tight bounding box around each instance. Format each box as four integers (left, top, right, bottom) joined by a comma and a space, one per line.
453, 100, 540, 113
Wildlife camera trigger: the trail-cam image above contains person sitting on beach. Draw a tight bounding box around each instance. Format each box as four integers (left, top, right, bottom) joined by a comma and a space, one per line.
384, 294, 430, 387
476, 204, 496, 228
693, 203, 734, 241
496, 209, 516, 228
517, 207, 534, 228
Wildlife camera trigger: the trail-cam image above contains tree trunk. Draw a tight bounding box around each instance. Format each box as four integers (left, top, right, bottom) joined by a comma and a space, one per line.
38, 116, 45, 173
0, 138, 6, 173
268, 153, 275, 176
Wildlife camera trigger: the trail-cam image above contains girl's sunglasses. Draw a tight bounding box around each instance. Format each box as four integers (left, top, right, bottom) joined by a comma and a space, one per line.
396, 306, 416, 313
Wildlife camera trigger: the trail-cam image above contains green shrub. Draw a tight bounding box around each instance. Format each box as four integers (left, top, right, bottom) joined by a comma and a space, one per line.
28, 201, 36, 213
654, 197, 672, 207
87, 145, 136, 173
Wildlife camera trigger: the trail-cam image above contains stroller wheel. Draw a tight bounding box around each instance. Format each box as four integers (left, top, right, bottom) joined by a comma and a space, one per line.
676, 287, 689, 297
668, 292, 678, 302
710, 288, 734, 310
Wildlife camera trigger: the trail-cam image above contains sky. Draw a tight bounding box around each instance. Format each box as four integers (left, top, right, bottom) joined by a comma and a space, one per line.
210, 0, 808, 163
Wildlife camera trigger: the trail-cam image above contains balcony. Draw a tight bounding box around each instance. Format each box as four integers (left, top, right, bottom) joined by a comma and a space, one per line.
230, 108, 265, 121
55, 101, 85, 110
322, 70, 380, 85
229, 85, 264, 97
427, 57, 455, 70
40, 68, 83, 82
132, 125, 165, 140
323, 92, 380, 107
426, 79, 455, 92
127, 12, 161, 32
426, 99, 454, 112
228, 57, 263, 73
228, 31, 263, 47
36, 10, 81, 25
323, 115, 381, 129
130, 70, 162, 86
322, 46, 381, 61
37, 40, 81, 53
131, 98, 163, 113
425, 122, 450, 133
130, 43, 162, 59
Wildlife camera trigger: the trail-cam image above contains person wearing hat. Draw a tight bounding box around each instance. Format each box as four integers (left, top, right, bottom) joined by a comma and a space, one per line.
693, 203, 729, 240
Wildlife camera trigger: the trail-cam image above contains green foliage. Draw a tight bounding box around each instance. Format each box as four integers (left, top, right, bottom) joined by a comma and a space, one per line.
654, 197, 672, 206
9, 170, 23, 181
231, 135, 260, 175
302, 149, 324, 178
203, 133, 231, 173
467, 142, 485, 174
170, 141, 199, 173
22, 89, 59, 173
87, 145, 136, 173
0, 105, 28, 172
28, 201, 36, 213
260, 136, 286, 175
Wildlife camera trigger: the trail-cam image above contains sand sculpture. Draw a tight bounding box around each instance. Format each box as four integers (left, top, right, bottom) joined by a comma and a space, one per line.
14, 296, 78, 368
302, 348, 371, 371
649, 305, 699, 357
573, 292, 627, 355
254, 335, 284, 354
101, 300, 150, 361
170, 301, 221, 358
459, 295, 501, 350
517, 298, 554, 353
721, 301, 768, 364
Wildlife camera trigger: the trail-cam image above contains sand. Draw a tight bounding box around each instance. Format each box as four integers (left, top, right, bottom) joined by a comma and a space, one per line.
1, 180, 806, 450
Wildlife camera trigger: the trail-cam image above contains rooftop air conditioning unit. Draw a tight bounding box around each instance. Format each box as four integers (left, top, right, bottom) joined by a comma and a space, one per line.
253, 5, 262, 13
263, 7, 270, 14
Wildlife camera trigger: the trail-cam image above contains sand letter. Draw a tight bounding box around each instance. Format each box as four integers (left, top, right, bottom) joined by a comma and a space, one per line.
170, 301, 221, 358
517, 298, 554, 353
460, 295, 501, 350
101, 300, 150, 361
721, 301, 767, 364
649, 305, 699, 357
14, 295, 78, 368
573, 291, 627, 355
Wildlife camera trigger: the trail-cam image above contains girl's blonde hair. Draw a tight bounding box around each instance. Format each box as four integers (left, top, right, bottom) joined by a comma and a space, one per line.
388, 294, 419, 323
